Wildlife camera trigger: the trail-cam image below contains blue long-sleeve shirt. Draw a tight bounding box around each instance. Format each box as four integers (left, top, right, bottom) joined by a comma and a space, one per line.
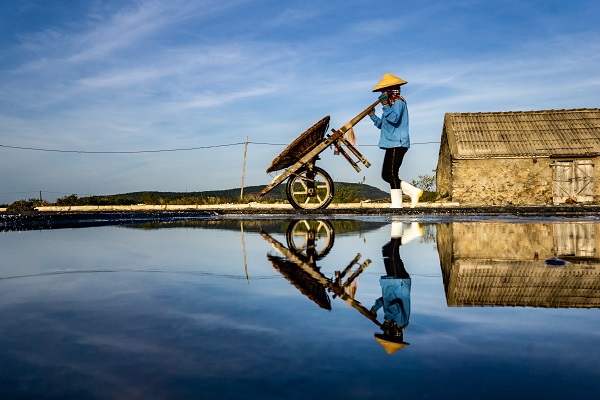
370, 99, 410, 149
371, 277, 411, 328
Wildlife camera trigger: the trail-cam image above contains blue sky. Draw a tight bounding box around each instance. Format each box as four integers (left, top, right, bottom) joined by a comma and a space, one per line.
1, 0, 598, 203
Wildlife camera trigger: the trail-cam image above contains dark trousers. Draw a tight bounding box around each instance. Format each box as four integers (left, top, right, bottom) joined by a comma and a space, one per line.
382, 147, 408, 189
382, 238, 410, 278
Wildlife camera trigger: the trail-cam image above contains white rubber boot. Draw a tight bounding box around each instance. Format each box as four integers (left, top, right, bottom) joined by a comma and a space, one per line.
391, 221, 403, 238
400, 181, 423, 208
401, 222, 423, 244
390, 189, 403, 209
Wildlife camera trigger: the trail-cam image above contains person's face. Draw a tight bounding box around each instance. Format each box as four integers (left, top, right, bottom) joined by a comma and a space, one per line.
386, 86, 401, 103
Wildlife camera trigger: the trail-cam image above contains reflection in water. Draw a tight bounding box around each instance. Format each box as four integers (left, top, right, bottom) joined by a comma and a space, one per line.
369, 222, 423, 353
261, 221, 375, 323
2, 218, 600, 398
285, 219, 335, 263
261, 219, 424, 354
436, 222, 600, 307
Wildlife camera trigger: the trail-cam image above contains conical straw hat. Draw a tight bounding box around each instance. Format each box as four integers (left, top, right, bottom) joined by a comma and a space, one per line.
374, 334, 409, 354
372, 73, 407, 92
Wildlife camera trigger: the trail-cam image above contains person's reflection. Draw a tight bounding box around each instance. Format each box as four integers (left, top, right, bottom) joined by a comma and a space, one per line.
370, 221, 422, 354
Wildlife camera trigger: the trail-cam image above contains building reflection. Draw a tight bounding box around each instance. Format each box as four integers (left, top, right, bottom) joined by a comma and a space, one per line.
436, 222, 600, 308
261, 219, 423, 354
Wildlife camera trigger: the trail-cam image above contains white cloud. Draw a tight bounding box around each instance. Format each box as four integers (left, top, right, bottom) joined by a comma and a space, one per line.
1, 0, 599, 203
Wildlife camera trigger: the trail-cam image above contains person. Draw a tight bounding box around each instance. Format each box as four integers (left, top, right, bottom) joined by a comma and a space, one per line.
368, 73, 423, 208
370, 221, 423, 354
370, 229, 410, 353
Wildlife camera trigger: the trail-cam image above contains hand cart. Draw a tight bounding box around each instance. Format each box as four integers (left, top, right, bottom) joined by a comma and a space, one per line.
259, 99, 380, 209
260, 223, 380, 326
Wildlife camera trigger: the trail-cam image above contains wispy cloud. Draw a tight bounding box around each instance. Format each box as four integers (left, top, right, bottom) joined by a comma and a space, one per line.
0, 0, 598, 202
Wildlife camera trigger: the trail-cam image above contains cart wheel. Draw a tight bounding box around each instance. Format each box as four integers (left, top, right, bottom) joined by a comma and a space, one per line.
286, 219, 335, 261
286, 166, 334, 210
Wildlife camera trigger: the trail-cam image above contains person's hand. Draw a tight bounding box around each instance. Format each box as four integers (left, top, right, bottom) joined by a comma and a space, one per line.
378, 93, 388, 106
368, 108, 375, 117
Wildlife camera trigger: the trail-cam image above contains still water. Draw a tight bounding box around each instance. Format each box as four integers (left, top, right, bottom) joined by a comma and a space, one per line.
1, 216, 599, 399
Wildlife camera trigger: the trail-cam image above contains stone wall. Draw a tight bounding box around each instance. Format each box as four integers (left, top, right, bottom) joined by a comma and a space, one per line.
435, 131, 452, 198
440, 155, 600, 206
447, 222, 600, 260
451, 157, 555, 205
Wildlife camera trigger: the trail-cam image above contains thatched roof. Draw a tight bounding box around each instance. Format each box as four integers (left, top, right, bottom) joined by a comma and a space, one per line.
442, 108, 600, 159
444, 260, 600, 308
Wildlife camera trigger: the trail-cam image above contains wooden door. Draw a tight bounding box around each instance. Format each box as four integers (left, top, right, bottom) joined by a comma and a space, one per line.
553, 223, 596, 258
552, 160, 594, 204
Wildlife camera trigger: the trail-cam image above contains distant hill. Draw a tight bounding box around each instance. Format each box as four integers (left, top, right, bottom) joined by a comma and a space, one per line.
114, 182, 389, 202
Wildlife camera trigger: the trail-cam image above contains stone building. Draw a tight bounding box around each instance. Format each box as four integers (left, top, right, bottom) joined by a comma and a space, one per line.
436, 108, 600, 205
436, 222, 600, 308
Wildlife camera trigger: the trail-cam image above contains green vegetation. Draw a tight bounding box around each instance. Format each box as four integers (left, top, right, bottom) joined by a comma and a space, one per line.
56, 194, 137, 206
333, 183, 362, 203
128, 219, 388, 237
45, 183, 388, 207
411, 174, 435, 192
411, 174, 437, 202
6, 198, 51, 213
331, 176, 409, 203
2, 175, 439, 210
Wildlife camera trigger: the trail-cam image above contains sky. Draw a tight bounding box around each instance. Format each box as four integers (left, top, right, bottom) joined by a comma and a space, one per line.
0, 0, 599, 204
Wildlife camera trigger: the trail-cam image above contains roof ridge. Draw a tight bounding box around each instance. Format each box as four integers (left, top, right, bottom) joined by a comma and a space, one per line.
446, 108, 600, 116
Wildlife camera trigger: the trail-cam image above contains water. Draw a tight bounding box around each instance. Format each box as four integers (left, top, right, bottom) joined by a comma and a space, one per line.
1, 217, 599, 399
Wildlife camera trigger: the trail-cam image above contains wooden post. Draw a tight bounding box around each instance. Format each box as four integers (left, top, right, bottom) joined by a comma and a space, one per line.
241, 221, 249, 284
240, 136, 248, 200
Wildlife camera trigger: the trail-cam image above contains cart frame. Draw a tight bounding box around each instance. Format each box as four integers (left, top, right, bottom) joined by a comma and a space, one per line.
260, 99, 380, 209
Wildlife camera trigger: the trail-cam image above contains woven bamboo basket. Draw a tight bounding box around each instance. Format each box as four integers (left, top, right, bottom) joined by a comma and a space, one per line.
266, 116, 330, 173
267, 254, 332, 310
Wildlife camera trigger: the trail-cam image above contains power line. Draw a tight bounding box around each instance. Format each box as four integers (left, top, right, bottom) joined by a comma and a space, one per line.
0, 190, 93, 197
247, 141, 287, 146
0, 142, 246, 154
0, 140, 440, 155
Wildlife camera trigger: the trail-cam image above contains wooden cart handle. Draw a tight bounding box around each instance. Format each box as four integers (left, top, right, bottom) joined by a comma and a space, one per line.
337, 99, 381, 134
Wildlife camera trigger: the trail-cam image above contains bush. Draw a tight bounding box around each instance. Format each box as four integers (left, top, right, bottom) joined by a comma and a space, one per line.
410, 174, 437, 202
55, 194, 137, 206
7, 200, 36, 213
6, 198, 50, 213
140, 192, 162, 205
56, 194, 79, 206
411, 174, 436, 192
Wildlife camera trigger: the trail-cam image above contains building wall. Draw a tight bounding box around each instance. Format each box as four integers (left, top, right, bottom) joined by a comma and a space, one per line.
435, 130, 452, 198
451, 157, 555, 205
435, 130, 600, 205
595, 157, 600, 204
